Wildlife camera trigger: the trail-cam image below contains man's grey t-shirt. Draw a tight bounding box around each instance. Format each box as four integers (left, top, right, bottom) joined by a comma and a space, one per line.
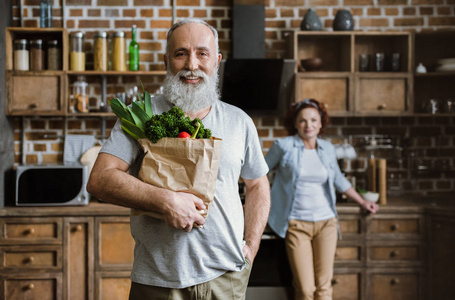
100, 95, 269, 288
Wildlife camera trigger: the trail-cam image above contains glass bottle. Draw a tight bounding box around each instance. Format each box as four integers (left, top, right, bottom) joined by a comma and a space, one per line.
39, 0, 53, 28
47, 39, 61, 70
70, 32, 85, 71
14, 39, 29, 71
70, 76, 88, 113
94, 31, 108, 71
30, 39, 44, 71
129, 25, 139, 71
112, 31, 126, 71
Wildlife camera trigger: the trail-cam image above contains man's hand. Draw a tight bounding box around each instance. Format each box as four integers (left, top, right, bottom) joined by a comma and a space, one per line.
163, 192, 206, 232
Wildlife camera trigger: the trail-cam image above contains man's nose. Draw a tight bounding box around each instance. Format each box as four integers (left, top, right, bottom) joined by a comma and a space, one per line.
185, 53, 199, 71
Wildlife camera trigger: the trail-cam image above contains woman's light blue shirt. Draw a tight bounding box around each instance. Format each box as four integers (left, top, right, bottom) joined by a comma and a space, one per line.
265, 134, 351, 238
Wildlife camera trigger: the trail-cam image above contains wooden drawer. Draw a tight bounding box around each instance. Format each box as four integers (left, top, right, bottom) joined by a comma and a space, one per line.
368, 215, 423, 237
96, 217, 134, 270
0, 217, 62, 245
332, 269, 363, 300
1, 245, 62, 271
0, 272, 62, 300
368, 245, 421, 264
339, 216, 362, 236
95, 271, 131, 300
335, 245, 362, 265
368, 272, 421, 300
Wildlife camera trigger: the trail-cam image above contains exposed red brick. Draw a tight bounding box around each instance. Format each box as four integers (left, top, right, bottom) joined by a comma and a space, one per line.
66, 19, 76, 28
212, 9, 225, 17
291, 19, 301, 28
385, 8, 399, 15
98, 0, 128, 5
177, 0, 200, 5
49, 120, 64, 129
194, 10, 208, 18
261, 117, 276, 126
412, 0, 443, 4
274, 0, 301, 6
265, 30, 277, 39
34, 144, 47, 151
78, 20, 110, 28
206, 0, 230, 5
351, 8, 364, 16
265, 20, 286, 28
139, 42, 163, 51
367, 8, 381, 16
281, 9, 294, 17
158, 9, 172, 17
68, 120, 82, 130
150, 20, 173, 29
394, 17, 424, 26
87, 9, 101, 17
51, 143, 63, 152
65, 0, 91, 4
378, 0, 407, 4
24, 19, 38, 27
402, 7, 416, 15
157, 31, 168, 39
30, 120, 45, 129
140, 9, 154, 17
429, 16, 455, 25
123, 9, 137, 17
134, 0, 164, 4
69, 9, 83, 17
176, 9, 190, 17
437, 7, 452, 15
26, 154, 38, 164
266, 9, 277, 18
345, 0, 373, 4
114, 20, 146, 28
26, 132, 58, 140
308, 0, 338, 5
359, 18, 390, 27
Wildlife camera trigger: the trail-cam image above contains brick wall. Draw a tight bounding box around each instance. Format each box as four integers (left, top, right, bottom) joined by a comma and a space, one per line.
11, 1, 455, 196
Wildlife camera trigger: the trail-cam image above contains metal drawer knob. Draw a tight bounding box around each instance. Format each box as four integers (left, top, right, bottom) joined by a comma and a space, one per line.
27, 283, 35, 290
25, 228, 35, 235
390, 250, 400, 257
331, 278, 339, 285
391, 224, 400, 231
391, 278, 400, 285
25, 256, 35, 264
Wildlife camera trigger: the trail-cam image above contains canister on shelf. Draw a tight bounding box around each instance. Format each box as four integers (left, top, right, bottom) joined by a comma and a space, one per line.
70, 32, 85, 71
30, 39, 44, 71
70, 76, 89, 113
94, 31, 108, 71
47, 39, 61, 70
13, 39, 29, 71
112, 31, 126, 71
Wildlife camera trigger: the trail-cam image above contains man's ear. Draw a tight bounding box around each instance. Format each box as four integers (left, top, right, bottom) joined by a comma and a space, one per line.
216, 53, 222, 68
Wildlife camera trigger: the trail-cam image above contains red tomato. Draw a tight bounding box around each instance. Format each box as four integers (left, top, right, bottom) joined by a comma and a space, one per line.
177, 132, 191, 138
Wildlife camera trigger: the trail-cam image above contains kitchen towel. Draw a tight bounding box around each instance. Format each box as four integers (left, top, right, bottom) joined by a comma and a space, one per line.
64, 134, 97, 164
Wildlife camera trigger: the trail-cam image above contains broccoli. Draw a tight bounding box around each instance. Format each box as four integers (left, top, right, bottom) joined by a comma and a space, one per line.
144, 106, 212, 143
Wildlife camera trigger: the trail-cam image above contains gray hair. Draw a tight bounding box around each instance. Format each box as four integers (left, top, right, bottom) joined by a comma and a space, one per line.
166, 18, 219, 59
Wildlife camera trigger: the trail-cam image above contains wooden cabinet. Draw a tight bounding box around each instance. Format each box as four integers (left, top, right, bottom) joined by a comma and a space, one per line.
291, 31, 413, 116
0, 203, 134, 300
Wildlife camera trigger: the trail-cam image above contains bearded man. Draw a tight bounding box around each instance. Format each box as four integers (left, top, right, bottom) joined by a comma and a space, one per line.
87, 18, 271, 300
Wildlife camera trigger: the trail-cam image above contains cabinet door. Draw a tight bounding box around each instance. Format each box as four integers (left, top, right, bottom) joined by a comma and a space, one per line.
63, 217, 94, 300
332, 269, 364, 300
367, 269, 423, 300
95, 217, 134, 271
95, 271, 131, 300
429, 216, 455, 300
0, 272, 62, 300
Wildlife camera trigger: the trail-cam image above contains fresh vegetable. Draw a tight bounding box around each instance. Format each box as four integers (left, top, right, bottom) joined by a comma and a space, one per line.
177, 131, 191, 138
109, 85, 212, 143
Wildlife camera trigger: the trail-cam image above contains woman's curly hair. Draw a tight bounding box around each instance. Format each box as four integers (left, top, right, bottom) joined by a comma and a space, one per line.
284, 98, 330, 136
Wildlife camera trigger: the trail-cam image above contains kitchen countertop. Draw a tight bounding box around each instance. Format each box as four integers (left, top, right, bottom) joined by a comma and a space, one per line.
1, 194, 454, 217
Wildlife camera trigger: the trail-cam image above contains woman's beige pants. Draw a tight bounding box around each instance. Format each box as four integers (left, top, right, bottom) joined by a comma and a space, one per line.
285, 218, 338, 300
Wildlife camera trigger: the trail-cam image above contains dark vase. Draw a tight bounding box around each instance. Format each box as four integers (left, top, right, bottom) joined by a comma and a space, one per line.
333, 10, 354, 31
300, 8, 322, 31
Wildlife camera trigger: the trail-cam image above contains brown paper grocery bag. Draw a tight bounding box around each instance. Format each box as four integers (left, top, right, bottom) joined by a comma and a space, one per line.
131, 137, 222, 223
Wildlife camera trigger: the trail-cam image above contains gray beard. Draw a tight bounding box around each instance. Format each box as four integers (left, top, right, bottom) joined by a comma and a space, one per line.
162, 68, 220, 113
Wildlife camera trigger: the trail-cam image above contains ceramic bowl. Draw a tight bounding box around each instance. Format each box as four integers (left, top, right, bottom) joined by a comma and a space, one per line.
361, 192, 379, 202
300, 58, 323, 71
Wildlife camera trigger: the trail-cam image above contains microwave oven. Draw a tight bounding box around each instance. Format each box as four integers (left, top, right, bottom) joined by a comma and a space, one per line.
15, 163, 89, 206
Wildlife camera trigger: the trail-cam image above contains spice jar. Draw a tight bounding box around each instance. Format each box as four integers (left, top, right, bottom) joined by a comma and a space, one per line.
14, 39, 29, 71
70, 76, 89, 113
30, 39, 44, 71
94, 31, 108, 71
47, 39, 61, 70
112, 31, 126, 71
70, 32, 85, 71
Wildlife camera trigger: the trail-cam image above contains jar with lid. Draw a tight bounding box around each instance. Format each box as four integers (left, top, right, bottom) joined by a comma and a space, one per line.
47, 39, 61, 70
70, 32, 85, 71
94, 31, 108, 71
70, 76, 89, 113
30, 39, 44, 71
14, 39, 29, 71
112, 31, 126, 71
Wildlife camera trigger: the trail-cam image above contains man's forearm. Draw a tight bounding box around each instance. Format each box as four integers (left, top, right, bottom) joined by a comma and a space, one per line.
243, 176, 271, 260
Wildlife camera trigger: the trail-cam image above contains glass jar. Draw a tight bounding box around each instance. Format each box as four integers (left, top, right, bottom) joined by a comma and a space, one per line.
70, 76, 89, 113
13, 39, 29, 71
70, 32, 85, 71
94, 31, 108, 71
112, 31, 126, 71
30, 39, 44, 71
47, 39, 61, 70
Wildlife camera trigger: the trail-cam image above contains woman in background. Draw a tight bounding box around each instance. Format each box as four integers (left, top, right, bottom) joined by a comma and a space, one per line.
265, 98, 379, 300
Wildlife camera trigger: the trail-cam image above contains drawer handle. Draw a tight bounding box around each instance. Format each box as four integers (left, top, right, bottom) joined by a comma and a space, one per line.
27, 283, 35, 290
378, 103, 387, 110
25, 256, 35, 264
391, 278, 400, 285
25, 228, 35, 235
390, 250, 400, 258
331, 278, 339, 285
391, 224, 400, 231
72, 225, 83, 232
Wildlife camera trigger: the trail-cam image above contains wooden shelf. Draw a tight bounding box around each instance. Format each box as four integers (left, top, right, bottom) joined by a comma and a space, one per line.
67, 70, 166, 76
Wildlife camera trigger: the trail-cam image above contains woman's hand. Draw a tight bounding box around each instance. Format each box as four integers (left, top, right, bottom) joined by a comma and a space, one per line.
361, 200, 379, 214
